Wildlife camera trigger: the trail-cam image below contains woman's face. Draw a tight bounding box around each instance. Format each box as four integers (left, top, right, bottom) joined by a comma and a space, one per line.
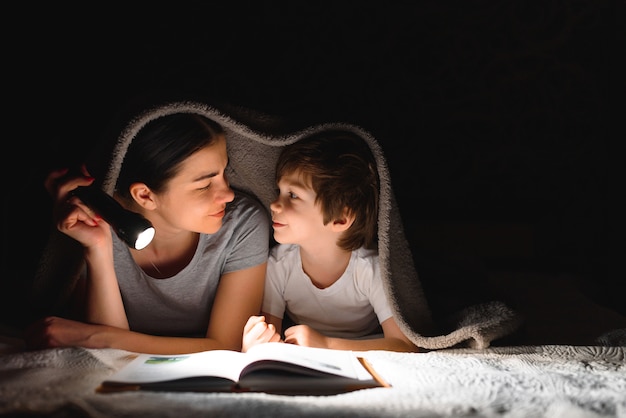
154, 134, 235, 234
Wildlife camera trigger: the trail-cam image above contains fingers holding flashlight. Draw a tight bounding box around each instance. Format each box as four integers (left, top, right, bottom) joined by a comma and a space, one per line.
57, 191, 112, 250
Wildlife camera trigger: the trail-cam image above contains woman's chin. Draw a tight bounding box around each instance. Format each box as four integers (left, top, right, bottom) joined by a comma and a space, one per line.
200, 220, 223, 235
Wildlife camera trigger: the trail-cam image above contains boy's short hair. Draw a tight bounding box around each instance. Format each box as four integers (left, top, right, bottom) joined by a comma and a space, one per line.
276, 130, 379, 251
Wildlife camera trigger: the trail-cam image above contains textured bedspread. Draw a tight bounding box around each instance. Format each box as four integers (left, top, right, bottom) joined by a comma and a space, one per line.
1, 341, 624, 418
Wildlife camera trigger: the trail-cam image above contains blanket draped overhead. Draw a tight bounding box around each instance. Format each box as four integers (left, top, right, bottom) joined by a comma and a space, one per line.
31, 100, 521, 349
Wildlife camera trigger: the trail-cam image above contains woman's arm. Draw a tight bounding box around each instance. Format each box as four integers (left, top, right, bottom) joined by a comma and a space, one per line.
206, 263, 267, 351
82, 237, 129, 329
241, 313, 283, 352
43, 167, 130, 328
25, 263, 268, 354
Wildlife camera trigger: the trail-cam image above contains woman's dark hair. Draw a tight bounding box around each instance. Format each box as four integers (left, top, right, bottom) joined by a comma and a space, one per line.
115, 113, 224, 202
276, 130, 379, 251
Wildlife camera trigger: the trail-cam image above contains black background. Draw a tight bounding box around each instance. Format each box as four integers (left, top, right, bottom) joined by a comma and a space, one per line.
2, 3, 619, 342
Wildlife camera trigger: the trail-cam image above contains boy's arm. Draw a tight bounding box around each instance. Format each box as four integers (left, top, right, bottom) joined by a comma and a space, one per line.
283, 317, 420, 352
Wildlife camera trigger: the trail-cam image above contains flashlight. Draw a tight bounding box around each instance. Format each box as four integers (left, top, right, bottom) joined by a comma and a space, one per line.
71, 186, 155, 250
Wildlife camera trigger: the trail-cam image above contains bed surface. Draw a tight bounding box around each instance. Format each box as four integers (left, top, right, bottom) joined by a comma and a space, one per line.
1, 339, 624, 418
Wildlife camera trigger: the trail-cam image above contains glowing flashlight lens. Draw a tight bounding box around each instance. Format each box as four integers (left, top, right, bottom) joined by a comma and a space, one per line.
135, 227, 156, 250
71, 185, 155, 250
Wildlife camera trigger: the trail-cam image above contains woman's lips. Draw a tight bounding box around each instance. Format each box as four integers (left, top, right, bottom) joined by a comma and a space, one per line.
210, 209, 226, 218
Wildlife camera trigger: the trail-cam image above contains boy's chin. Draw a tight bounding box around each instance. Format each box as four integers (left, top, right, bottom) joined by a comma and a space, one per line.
272, 233, 288, 245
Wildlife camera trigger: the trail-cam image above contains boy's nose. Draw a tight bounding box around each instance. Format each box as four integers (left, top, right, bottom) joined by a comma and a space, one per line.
269, 200, 282, 212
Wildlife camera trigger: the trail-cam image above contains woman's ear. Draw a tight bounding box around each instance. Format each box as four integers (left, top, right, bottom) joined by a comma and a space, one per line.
331, 208, 355, 232
129, 183, 157, 210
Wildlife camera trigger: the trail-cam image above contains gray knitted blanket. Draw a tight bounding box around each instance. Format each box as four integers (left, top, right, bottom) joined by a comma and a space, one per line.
31, 100, 522, 349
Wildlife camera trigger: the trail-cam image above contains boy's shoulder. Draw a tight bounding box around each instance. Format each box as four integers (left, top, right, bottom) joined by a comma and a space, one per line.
269, 243, 299, 261
353, 246, 378, 260
269, 245, 378, 260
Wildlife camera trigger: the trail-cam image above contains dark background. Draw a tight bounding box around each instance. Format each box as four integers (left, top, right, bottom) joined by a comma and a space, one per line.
2, 3, 620, 343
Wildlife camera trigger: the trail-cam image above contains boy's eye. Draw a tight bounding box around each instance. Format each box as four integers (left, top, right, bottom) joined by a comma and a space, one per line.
288, 192, 298, 199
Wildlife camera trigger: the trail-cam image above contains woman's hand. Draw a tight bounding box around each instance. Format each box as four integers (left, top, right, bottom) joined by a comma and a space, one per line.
44, 166, 112, 249
22, 316, 110, 350
242, 315, 282, 352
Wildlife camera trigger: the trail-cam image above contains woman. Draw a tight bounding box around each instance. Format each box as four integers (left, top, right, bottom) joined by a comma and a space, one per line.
25, 112, 270, 354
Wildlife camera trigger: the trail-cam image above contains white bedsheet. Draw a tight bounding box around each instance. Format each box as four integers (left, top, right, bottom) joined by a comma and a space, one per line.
1, 341, 624, 417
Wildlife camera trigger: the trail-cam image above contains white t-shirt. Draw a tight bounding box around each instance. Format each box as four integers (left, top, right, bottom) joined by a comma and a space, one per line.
263, 244, 393, 339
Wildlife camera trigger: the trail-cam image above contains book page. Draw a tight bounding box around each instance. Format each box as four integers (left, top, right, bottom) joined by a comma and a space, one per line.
106, 350, 248, 384
104, 343, 376, 387
242, 342, 372, 380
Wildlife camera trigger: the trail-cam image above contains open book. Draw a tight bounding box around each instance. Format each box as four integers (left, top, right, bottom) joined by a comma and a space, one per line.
97, 342, 390, 395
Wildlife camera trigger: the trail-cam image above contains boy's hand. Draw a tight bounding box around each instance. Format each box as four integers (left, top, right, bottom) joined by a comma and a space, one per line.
242, 315, 281, 352
283, 324, 329, 348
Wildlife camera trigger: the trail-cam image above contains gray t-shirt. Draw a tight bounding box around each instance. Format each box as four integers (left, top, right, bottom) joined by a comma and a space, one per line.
112, 191, 270, 337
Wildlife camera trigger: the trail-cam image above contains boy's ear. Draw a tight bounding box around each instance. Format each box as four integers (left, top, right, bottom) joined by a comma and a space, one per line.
331, 208, 355, 232
129, 182, 157, 210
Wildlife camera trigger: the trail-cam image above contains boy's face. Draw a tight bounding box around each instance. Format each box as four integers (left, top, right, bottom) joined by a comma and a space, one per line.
269, 171, 335, 247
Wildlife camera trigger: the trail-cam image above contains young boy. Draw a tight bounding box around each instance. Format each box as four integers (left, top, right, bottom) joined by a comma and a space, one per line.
242, 130, 418, 352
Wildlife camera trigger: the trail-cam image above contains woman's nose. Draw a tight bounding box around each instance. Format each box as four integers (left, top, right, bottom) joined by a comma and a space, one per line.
217, 182, 235, 204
